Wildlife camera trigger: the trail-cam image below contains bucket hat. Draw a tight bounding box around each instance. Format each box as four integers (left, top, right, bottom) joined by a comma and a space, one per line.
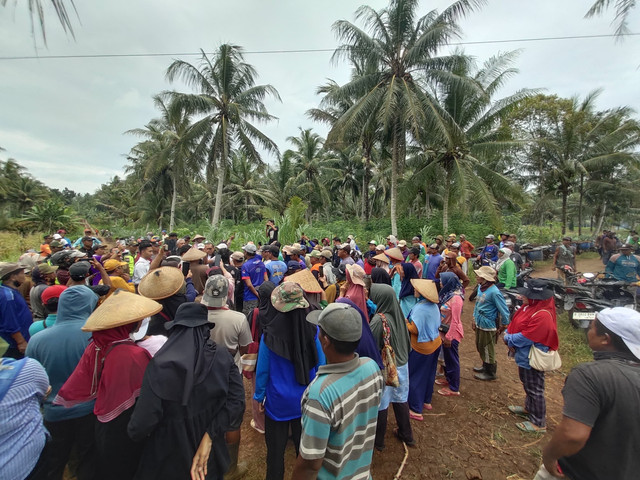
201, 275, 228, 307
474, 266, 497, 282
346, 264, 366, 287
517, 278, 553, 300
271, 281, 309, 312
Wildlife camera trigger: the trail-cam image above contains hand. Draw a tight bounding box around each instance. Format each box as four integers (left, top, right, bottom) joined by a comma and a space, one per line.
258, 402, 265, 413
190, 433, 212, 480
542, 458, 565, 478
498, 325, 507, 335
443, 338, 452, 347
186, 270, 193, 279
471, 322, 476, 331
121, 273, 131, 282
339, 283, 348, 297
17, 340, 28, 354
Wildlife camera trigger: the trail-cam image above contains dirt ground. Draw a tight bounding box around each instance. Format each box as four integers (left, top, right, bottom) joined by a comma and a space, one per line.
238, 255, 605, 480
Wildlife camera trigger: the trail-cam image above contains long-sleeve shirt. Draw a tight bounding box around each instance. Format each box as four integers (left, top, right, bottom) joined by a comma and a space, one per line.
498, 259, 517, 288
605, 254, 640, 282
504, 332, 549, 369
253, 335, 325, 421
440, 295, 464, 342
472, 284, 510, 330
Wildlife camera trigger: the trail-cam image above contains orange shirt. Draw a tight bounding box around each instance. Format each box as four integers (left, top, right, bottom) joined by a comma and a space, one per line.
406, 321, 442, 355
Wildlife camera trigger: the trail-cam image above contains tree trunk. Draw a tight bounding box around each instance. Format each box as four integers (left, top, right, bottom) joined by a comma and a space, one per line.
390, 130, 403, 237
561, 189, 568, 235
211, 120, 228, 227
594, 201, 607, 239
425, 190, 430, 217
169, 175, 177, 231
362, 149, 371, 221
578, 173, 584, 237
443, 167, 450, 234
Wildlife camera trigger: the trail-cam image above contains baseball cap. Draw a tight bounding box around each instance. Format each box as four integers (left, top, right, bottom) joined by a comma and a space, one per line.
306, 303, 362, 342
216, 243, 228, 250
338, 243, 351, 254
375, 244, 386, 251
597, 307, 640, 359
287, 260, 301, 272
242, 243, 257, 254
485, 234, 495, 240
320, 249, 332, 259
271, 281, 309, 312
398, 240, 407, 247
69, 262, 91, 279
52, 233, 62, 240
429, 243, 438, 249
368, 240, 377, 245
451, 242, 461, 249
41, 285, 67, 305
50, 240, 63, 248
68, 250, 87, 259
37, 264, 58, 275
309, 250, 322, 258
0, 262, 24, 279
231, 251, 244, 261
103, 259, 128, 272
201, 275, 229, 307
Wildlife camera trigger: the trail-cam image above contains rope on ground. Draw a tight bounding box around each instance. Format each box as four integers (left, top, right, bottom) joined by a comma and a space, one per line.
393, 442, 409, 480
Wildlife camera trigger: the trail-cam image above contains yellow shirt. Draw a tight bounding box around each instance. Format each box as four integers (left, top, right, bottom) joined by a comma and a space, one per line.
100, 275, 136, 297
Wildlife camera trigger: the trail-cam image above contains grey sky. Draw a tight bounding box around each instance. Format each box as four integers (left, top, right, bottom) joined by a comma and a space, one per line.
1, 1, 638, 193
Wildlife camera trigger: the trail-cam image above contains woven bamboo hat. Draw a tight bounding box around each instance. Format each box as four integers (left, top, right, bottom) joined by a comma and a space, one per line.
372, 253, 391, 263
82, 289, 162, 332
385, 247, 404, 262
138, 266, 185, 300
287, 268, 322, 293
182, 247, 207, 262
410, 279, 439, 303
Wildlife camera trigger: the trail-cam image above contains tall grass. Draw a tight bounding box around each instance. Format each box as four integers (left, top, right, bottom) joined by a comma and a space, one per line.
0, 231, 44, 261
556, 312, 593, 371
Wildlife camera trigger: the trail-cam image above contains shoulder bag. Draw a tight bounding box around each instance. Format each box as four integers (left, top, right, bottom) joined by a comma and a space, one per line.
379, 313, 400, 387
528, 346, 562, 372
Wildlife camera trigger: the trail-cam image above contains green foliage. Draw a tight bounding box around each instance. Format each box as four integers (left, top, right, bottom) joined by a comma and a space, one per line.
20, 200, 78, 233
0, 231, 45, 261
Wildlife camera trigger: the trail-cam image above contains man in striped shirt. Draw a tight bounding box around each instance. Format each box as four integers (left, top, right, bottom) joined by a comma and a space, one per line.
292, 303, 384, 480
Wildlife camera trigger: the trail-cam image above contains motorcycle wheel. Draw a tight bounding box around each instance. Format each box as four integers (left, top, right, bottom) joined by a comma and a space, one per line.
568, 308, 580, 329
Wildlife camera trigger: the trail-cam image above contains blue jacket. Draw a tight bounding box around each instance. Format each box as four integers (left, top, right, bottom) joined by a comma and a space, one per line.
422, 254, 442, 280
473, 284, 510, 330
480, 244, 499, 262
605, 253, 640, 282
253, 334, 325, 421
26, 286, 98, 422
503, 332, 549, 369
0, 285, 32, 348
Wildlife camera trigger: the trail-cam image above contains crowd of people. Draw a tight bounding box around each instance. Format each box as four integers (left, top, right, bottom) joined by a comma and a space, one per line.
1, 224, 639, 480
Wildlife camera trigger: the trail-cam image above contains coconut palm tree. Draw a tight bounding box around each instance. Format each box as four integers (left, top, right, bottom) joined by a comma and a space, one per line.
586, 0, 636, 37
224, 151, 277, 222
2, 0, 78, 45
417, 51, 531, 232
126, 94, 206, 231
328, 0, 485, 235
165, 44, 280, 227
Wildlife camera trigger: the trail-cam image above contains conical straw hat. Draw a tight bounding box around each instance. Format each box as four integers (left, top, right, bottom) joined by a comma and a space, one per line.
410, 279, 439, 303
385, 247, 404, 262
287, 268, 322, 293
372, 253, 391, 263
138, 266, 185, 300
182, 247, 207, 262
82, 289, 163, 332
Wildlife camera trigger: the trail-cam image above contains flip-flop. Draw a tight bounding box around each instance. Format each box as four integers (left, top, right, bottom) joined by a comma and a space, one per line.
435, 378, 449, 386
508, 405, 530, 419
516, 421, 546, 433
438, 387, 460, 396
423, 403, 433, 410
409, 410, 424, 421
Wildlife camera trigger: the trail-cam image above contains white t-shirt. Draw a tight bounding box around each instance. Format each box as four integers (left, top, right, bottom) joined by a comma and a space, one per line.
206, 308, 253, 372
133, 257, 151, 285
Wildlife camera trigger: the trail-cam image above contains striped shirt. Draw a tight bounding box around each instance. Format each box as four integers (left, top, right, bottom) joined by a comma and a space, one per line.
0, 358, 49, 480
299, 355, 383, 480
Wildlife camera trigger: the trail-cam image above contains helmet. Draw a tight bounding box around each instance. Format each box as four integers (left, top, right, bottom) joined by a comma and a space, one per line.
50, 250, 73, 268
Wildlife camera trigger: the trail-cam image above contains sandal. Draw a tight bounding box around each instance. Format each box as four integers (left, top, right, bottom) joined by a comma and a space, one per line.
423, 403, 433, 411
508, 405, 530, 419
409, 410, 423, 421
435, 378, 449, 386
438, 387, 460, 396
393, 427, 416, 447
516, 421, 546, 433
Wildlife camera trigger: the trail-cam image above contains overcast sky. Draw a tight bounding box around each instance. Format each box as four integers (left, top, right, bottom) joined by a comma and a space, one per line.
1, 1, 638, 193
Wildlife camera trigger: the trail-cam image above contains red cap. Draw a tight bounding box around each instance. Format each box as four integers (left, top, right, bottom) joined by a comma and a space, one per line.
41, 285, 67, 305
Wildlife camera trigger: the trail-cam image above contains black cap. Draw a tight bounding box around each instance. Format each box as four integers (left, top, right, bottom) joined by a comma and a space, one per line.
165, 303, 211, 330
69, 262, 91, 280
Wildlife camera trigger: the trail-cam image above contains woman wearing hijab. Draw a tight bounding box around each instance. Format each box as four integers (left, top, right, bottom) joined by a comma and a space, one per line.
397, 262, 419, 317
128, 303, 245, 480
55, 289, 162, 480
405, 279, 442, 419
504, 279, 558, 433
344, 264, 369, 322
249, 281, 277, 434
29, 264, 58, 321
436, 272, 464, 397
369, 283, 414, 449
254, 282, 325, 480
371, 267, 392, 286
496, 248, 516, 289
336, 297, 384, 370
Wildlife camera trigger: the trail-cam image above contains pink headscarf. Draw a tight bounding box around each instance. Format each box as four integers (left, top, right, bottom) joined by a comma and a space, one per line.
345, 269, 369, 323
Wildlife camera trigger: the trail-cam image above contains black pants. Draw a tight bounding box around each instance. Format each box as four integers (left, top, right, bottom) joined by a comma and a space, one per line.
264, 414, 301, 480
44, 414, 99, 480
95, 408, 142, 480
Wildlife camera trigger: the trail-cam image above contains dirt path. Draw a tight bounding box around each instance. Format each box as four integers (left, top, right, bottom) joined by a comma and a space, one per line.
238, 255, 603, 480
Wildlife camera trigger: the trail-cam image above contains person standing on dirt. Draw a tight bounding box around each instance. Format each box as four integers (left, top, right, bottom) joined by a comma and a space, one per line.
537, 308, 640, 480
553, 236, 576, 283
471, 266, 510, 381
601, 231, 617, 266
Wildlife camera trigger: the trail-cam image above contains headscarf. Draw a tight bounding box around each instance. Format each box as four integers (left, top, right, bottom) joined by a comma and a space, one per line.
55, 325, 151, 422
256, 281, 276, 340
495, 248, 512, 272
371, 268, 391, 285
336, 298, 383, 370
146, 293, 188, 336
145, 304, 217, 405
398, 263, 418, 299
507, 297, 559, 350
439, 272, 463, 305
345, 268, 369, 322
263, 303, 319, 386
369, 283, 410, 366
